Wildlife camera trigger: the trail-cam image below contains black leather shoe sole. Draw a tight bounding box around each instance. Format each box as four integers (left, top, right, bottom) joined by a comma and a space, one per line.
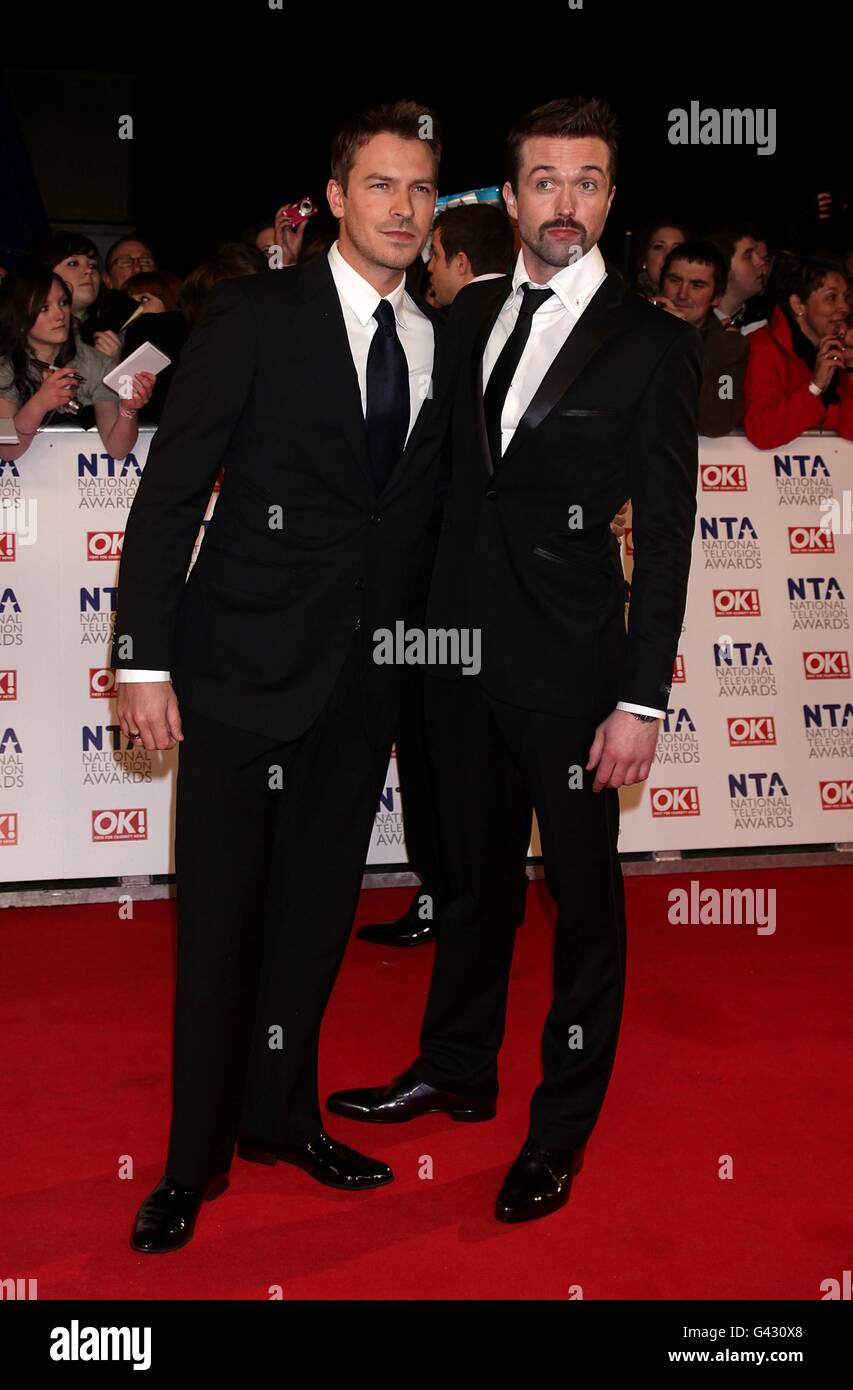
494, 1189, 571, 1223
326, 1095, 497, 1124
236, 1141, 393, 1190
356, 922, 439, 947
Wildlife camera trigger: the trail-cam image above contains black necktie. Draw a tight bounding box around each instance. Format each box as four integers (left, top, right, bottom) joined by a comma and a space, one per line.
483, 284, 554, 465
365, 298, 410, 492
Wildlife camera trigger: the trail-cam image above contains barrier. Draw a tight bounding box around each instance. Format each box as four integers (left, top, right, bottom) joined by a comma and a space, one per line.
0, 427, 850, 881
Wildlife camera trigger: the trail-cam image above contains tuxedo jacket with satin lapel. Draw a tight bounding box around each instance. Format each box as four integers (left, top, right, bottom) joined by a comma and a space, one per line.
425, 270, 703, 717
111, 254, 450, 743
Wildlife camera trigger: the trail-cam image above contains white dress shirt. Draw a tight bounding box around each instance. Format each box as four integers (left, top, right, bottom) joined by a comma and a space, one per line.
713, 304, 768, 336
483, 245, 665, 720
117, 240, 435, 685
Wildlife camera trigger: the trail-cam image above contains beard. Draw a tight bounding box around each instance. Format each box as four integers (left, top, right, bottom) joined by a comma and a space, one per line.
525, 218, 590, 267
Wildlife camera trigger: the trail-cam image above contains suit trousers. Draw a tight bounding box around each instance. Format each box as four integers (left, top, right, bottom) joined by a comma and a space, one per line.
393, 666, 449, 920
165, 636, 391, 1186
411, 673, 627, 1150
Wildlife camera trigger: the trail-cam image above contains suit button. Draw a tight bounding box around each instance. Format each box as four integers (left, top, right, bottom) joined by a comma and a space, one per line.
354, 576, 365, 590
485, 489, 497, 500
354, 618, 362, 631
369, 513, 382, 524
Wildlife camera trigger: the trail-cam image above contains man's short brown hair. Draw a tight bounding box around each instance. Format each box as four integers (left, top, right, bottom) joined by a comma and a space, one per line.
506, 97, 618, 193
331, 100, 442, 192
434, 204, 514, 277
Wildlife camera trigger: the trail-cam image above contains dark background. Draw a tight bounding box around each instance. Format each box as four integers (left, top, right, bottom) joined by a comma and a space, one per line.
3, 2, 850, 275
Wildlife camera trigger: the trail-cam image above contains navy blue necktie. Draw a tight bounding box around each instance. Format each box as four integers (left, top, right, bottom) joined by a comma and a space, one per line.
365, 298, 409, 492
483, 284, 554, 465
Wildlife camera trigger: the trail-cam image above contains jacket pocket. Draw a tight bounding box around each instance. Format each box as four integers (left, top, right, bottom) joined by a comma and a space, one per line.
195, 543, 289, 602
532, 544, 617, 583
533, 545, 573, 564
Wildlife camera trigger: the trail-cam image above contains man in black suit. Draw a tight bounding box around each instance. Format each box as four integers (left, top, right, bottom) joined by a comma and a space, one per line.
328, 97, 702, 1223
113, 101, 450, 1252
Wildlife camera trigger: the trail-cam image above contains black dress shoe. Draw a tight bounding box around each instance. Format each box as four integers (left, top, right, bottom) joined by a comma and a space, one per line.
130, 1171, 229, 1254
236, 1129, 393, 1189
327, 1066, 497, 1124
356, 915, 440, 946
495, 1140, 585, 1223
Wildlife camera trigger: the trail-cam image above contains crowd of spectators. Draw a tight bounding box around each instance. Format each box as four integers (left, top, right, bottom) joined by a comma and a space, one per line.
1, 188, 851, 458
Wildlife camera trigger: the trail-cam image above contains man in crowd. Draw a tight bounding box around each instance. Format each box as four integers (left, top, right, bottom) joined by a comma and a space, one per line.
656, 238, 748, 434
705, 223, 769, 333
426, 202, 514, 307
102, 236, 157, 291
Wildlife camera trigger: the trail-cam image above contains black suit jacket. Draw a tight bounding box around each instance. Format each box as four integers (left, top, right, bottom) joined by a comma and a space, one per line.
111, 255, 450, 744
425, 270, 703, 717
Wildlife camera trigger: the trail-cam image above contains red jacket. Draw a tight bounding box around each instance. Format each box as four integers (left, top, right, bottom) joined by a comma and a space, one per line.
743, 306, 853, 448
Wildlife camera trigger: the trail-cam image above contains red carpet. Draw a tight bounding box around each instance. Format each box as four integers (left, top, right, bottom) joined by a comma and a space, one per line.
1, 866, 850, 1300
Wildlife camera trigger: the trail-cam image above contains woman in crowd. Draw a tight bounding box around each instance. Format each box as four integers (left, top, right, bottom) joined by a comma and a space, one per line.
178, 241, 268, 324
633, 219, 690, 299
245, 206, 310, 266
118, 246, 266, 424
0, 263, 153, 460
38, 230, 132, 359
124, 268, 184, 316
120, 270, 188, 425
743, 252, 853, 448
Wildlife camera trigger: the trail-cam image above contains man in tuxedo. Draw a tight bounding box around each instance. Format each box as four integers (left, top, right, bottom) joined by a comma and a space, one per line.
113, 101, 450, 1252
328, 97, 702, 1223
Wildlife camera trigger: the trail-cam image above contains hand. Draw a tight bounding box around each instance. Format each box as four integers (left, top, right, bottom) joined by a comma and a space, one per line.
841, 326, 853, 371
124, 370, 156, 412
649, 295, 687, 321
610, 500, 630, 539
273, 207, 307, 266
813, 332, 845, 390
94, 329, 123, 358
34, 367, 80, 413
586, 708, 659, 793
117, 679, 183, 751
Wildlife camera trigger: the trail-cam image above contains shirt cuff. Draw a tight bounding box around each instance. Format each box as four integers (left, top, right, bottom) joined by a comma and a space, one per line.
616, 700, 666, 719
114, 669, 171, 682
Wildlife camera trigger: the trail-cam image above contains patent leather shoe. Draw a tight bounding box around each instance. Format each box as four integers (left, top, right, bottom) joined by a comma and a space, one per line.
237, 1129, 392, 1189
130, 1171, 229, 1254
327, 1066, 497, 1123
357, 915, 440, 946
495, 1139, 585, 1223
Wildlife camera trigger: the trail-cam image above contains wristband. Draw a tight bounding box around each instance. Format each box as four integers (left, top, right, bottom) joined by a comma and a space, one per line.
632, 712, 657, 723
119, 406, 138, 419
808, 380, 823, 396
